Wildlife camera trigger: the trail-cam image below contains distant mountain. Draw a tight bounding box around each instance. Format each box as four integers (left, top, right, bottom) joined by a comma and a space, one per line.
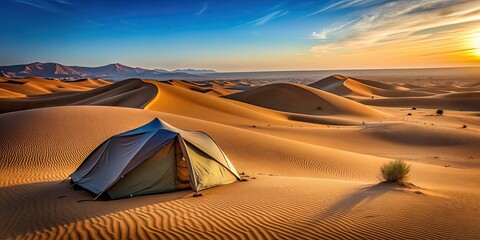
0, 62, 85, 78
0, 62, 207, 80
154, 68, 216, 74
71, 63, 149, 77
173, 69, 216, 74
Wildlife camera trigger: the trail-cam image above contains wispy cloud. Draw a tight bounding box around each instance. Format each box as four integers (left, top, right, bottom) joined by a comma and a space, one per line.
269, 1, 287, 11
13, 0, 70, 13
84, 19, 104, 27
311, 18, 358, 39
196, 2, 208, 16
305, 0, 380, 17
310, 0, 480, 60
237, 10, 289, 27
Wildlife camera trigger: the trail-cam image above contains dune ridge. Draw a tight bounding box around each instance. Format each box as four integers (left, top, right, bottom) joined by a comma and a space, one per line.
0, 78, 157, 114
307, 75, 480, 111
309, 75, 432, 98
226, 83, 389, 118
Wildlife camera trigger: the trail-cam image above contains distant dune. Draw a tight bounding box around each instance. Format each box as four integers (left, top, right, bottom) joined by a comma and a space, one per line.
0, 78, 156, 113
308, 75, 480, 111
309, 75, 431, 98
226, 82, 388, 118
0, 77, 110, 97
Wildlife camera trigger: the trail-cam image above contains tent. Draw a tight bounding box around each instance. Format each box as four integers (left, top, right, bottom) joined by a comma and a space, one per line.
70, 118, 242, 200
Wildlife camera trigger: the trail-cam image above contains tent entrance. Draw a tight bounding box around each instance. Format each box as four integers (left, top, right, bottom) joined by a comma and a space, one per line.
175, 138, 191, 190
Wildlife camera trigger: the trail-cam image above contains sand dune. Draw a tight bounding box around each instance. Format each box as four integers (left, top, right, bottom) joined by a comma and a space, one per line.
3, 177, 479, 239
440, 91, 480, 98
306, 75, 480, 111
226, 83, 389, 118
358, 96, 480, 111
252, 123, 480, 168
0, 87, 26, 98
0, 77, 110, 97
1, 76, 479, 239
144, 80, 291, 126
309, 75, 431, 98
1, 105, 479, 239
168, 79, 241, 96
0, 106, 386, 186
0, 78, 156, 114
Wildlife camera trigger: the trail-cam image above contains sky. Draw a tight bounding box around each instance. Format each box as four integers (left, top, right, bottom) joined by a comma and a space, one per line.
1, 0, 480, 71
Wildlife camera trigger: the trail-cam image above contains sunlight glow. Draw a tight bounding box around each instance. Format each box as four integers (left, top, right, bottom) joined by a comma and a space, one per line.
473, 32, 480, 56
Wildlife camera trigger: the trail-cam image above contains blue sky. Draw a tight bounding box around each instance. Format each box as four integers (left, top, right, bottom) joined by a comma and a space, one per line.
1, 0, 480, 71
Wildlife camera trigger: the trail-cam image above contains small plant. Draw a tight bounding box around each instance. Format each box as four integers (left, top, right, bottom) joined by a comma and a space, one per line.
436, 109, 444, 115
407, 113, 412, 116
412, 107, 416, 110
380, 160, 411, 183
463, 125, 467, 128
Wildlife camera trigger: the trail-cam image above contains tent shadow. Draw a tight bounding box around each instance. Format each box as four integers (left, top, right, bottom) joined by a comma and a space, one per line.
0, 180, 192, 238
317, 182, 409, 219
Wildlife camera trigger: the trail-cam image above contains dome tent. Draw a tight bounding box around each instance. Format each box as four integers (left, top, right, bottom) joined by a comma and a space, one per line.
70, 118, 242, 200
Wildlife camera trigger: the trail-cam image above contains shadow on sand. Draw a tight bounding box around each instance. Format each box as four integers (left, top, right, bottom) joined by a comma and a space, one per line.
0, 180, 192, 238
318, 182, 421, 219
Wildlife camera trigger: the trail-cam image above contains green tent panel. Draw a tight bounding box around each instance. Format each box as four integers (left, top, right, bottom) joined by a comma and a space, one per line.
70, 118, 242, 200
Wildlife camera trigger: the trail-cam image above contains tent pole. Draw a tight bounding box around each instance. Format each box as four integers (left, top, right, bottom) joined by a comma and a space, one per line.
93, 192, 103, 201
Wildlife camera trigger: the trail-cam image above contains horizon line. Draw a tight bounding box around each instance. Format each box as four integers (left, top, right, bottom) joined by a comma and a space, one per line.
2, 62, 480, 74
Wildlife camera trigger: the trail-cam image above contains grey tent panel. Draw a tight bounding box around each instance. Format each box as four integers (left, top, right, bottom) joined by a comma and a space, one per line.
71, 118, 242, 199
71, 139, 111, 183
75, 132, 158, 194
106, 139, 177, 199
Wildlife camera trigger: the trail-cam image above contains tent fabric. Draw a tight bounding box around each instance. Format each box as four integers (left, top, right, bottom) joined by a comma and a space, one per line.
70, 118, 241, 199
106, 139, 177, 199
184, 142, 237, 191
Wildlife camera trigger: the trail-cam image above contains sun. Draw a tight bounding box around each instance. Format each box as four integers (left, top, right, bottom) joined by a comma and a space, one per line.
473, 32, 480, 56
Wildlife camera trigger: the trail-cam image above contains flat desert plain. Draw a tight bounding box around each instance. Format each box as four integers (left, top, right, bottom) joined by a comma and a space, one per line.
1, 75, 479, 239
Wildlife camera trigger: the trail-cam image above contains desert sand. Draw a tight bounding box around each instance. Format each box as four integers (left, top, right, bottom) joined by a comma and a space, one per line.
1, 75, 479, 239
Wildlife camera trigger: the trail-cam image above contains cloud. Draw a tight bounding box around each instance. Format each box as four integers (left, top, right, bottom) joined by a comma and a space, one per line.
270, 1, 287, 11
310, 0, 480, 59
237, 10, 289, 27
13, 0, 70, 13
84, 19, 104, 27
305, 0, 380, 17
311, 18, 359, 39
196, 2, 208, 16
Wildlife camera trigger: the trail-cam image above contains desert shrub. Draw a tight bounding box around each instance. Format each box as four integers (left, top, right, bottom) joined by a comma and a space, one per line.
463, 125, 467, 128
407, 113, 412, 116
412, 107, 416, 110
380, 160, 410, 183
436, 109, 444, 115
